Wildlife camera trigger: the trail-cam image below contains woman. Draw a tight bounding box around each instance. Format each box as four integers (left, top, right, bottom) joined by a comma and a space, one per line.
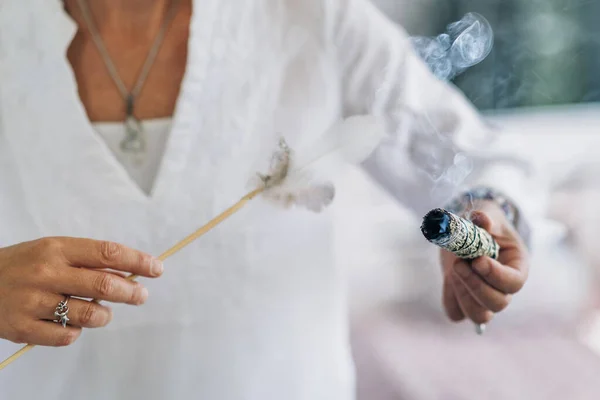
0, 0, 533, 399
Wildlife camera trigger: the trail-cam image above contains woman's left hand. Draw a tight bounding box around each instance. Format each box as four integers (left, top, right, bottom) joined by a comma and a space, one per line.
440, 201, 530, 324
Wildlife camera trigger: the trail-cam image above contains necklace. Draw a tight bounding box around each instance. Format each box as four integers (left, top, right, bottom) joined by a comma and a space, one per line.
76, 0, 181, 156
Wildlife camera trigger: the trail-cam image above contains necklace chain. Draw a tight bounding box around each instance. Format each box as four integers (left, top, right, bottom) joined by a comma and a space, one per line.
76, 0, 182, 108
75, 0, 182, 156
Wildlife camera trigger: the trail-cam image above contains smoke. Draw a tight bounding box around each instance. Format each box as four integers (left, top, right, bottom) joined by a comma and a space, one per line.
403, 108, 477, 208
365, 11, 501, 212
409, 13, 494, 207
411, 12, 494, 82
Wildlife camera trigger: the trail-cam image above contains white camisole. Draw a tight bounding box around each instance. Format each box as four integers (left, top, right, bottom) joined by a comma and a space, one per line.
93, 119, 173, 195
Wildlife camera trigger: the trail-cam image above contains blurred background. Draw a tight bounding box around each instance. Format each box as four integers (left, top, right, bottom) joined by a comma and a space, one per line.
378, 0, 600, 109
335, 1, 600, 399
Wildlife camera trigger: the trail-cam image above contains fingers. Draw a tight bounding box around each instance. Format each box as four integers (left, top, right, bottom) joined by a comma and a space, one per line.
468, 202, 511, 237
57, 237, 163, 278
443, 252, 525, 326
47, 267, 149, 304
450, 273, 494, 324
100, 270, 129, 279
9, 321, 82, 347
471, 256, 526, 294
471, 208, 527, 252
0, 237, 160, 348
442, 275, 465, 322
439, 201, 529, 326
469, 210, 496, 234
453, 260, 511, 313
34, 294, 113, 328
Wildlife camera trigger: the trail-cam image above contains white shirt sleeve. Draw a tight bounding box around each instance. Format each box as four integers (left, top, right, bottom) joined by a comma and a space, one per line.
326, 0, 548, 229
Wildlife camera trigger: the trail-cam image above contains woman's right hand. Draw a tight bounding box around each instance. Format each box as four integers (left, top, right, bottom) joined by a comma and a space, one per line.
0, 237, 163, 347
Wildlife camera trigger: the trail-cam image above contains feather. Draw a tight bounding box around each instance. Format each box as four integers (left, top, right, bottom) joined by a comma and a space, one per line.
253, 115, 385, 212
292, 115, 386, 171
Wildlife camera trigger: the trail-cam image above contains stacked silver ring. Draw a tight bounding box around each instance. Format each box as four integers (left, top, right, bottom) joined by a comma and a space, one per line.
53, 296, 71, 328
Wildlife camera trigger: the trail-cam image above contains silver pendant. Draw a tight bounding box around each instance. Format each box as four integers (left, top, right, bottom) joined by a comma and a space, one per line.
121, 115, 146, 154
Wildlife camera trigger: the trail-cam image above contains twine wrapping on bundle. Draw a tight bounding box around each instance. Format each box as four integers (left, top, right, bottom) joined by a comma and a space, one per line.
421, 208, 499, 260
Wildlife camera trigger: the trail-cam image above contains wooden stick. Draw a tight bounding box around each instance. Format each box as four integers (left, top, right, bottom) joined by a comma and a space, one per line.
0, 187, 265, 371
127, 187, 264, 281
0, 345, 35, 370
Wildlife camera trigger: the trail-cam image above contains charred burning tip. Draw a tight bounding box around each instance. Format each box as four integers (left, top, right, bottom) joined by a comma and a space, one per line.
421, 208, 453, 241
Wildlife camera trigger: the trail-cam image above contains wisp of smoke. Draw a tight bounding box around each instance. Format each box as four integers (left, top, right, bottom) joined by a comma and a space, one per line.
411, 12, 494, 82
406, 13, 495, 205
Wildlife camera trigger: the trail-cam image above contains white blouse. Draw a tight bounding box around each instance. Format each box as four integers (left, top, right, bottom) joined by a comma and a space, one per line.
0, 1, 546, 399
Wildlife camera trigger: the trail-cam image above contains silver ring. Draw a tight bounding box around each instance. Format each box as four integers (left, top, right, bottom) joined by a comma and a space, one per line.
53, 296, 71, 328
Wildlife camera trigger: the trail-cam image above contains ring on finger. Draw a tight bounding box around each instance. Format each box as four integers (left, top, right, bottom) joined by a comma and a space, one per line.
53, 295, 71, 328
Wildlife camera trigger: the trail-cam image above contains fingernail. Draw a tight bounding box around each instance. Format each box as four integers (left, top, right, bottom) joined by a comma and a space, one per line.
151, 258, 164, 276
106, 308, 114, 324
472, 259, 490, 276
138, 288, 148, 304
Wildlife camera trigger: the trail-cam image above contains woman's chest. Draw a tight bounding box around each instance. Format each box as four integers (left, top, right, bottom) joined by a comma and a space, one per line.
0, 0, 342, 244
1, 1, 342, 333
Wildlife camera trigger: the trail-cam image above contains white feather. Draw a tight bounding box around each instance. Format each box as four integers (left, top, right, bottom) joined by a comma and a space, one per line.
262, 178, 335, 212
292, 115, 386, 171
254, 115, 385, 213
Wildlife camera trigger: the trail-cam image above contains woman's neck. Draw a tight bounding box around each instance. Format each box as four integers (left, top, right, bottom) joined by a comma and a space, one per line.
64, 0, 174, 38
64, 0, 192, 122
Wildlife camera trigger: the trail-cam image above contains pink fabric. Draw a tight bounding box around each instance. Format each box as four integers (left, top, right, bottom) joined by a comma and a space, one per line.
352, 304, 600, 400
